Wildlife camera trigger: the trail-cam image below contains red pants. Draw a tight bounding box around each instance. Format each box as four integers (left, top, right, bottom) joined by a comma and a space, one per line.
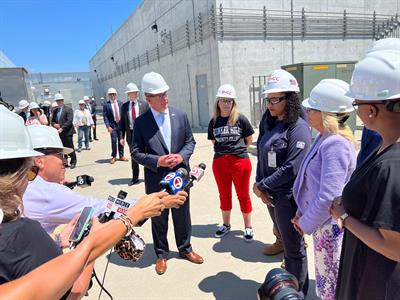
212, 155, 253, 213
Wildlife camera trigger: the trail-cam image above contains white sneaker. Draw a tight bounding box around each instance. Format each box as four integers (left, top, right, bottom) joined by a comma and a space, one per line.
244, 227, 254, 242
215, 224, 231, 238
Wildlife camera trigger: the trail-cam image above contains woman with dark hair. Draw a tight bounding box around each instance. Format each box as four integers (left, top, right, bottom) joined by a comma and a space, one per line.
26, 102, 48, 126
253, 69, 312, 297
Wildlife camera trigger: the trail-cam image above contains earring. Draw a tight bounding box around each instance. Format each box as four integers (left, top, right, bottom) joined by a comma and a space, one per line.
369, 114, 373, 118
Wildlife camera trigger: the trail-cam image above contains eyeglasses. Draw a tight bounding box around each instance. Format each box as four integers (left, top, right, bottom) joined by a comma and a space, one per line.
148, 92, 167, 100
265, 96, 286, 105
219, 98, 234, 104
46, 151, 65, 160
352, 100, 384, 110
27, 166, 39, 181
109, 93, 117, 96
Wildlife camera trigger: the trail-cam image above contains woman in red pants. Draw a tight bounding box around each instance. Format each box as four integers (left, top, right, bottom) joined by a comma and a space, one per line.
208, 84, 255, 242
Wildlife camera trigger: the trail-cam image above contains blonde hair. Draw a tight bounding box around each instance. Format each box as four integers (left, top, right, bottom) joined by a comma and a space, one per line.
0, 158, 30, 222
212, 98, 240, 126
321, 112, 355, 144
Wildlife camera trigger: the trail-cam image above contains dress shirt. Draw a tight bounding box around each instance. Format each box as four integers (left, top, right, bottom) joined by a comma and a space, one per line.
151, 107, 171, 152
56, 106, 63, 123
129, 101, 139, 130
23, 175, 108, 233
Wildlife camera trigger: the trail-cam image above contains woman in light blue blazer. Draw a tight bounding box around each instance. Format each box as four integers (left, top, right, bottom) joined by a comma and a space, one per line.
292, 79, 356, 300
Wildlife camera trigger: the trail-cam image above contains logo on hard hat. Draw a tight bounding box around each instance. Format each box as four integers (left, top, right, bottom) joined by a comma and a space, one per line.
173, 176, 183, 189
289, 79, 297, 86
268, 75, 281, 83
222, 90, 232, 95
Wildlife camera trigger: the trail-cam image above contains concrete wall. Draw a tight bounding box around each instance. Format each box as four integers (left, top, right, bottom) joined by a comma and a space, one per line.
90, 0, 400, 127
0, 68, 30, 107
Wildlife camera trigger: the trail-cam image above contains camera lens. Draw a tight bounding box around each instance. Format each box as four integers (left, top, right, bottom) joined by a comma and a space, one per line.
258, 268, 303, 300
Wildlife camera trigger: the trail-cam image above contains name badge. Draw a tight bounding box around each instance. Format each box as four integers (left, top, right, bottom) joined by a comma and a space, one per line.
268, 150, 277, 168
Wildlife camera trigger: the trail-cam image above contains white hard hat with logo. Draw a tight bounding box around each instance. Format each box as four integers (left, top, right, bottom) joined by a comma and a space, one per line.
216, 84, 237, 99
125, 82, 139, 94
78, 99, 85, 105
18, 99, 29, 110
142, 72, 169, 94
29, 102, 40, 110
303, 79, 354, 113
27, 125, 73, 155
263, 69, 300, 94
0, 106, 43, 159
83, 96, 90, 101
107, 88, 117, 95
346, 51, 400, 101
54, 93, 64, 101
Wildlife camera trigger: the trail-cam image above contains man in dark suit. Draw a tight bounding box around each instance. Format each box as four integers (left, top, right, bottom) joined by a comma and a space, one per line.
132, 72, 203, 275
84, 96, 98, 141
119, 82, 148, 186
103, 88, 128, 164
51, 93, 77, 169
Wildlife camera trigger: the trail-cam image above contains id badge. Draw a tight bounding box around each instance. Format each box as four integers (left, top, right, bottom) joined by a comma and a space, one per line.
268, 150, 277, 168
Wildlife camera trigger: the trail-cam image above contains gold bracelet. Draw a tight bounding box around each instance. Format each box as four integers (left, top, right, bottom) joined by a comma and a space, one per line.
118, 214, 135, 237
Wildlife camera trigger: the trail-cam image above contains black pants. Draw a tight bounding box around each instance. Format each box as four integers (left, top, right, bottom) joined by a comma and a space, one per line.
151, 195, 192, 258
60, 134, 77, 165
267, 192, 309, 297
127, 129, 139, 180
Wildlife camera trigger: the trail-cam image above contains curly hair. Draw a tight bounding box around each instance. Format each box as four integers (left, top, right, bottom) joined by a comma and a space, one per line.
266, 92, 303, 130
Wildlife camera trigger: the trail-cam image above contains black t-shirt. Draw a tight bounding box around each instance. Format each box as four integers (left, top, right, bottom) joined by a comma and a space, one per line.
0, 217, 63, 282
336, 143, 400, 300
208, 114, 254, 159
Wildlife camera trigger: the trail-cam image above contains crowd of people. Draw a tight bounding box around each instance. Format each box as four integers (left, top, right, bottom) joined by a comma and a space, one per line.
0, 38, 399, 300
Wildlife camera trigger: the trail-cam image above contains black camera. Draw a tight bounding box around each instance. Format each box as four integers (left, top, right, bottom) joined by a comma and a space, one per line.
258, 268, 303, 300
65, 175, 94, 189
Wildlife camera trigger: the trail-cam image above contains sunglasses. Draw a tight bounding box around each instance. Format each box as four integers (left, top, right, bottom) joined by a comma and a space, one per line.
351, 100, 384, 110
265, 96, 286, 105
148, 92, 167, 100
27, 166, 39, 181
219, 98, 234, 104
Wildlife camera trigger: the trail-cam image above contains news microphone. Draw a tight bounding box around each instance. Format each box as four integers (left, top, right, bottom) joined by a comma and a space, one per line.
183, 163, 206, 191
65, 175, 94, 189
98, 190, 132, 223
159, 168, 188, 194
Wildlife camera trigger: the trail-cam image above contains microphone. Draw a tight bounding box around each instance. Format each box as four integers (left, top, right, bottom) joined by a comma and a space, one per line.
183, 163, 206, 191
64, 175, 94, 189
98, 190, 132, 223
159, 168, 188, 194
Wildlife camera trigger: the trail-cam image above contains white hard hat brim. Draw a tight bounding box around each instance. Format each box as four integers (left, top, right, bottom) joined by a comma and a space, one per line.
216, 93, 236, 99
145, 85, 169, 95
19, 104, 29, 109
125, 89, 139, 94
345, 89, 400, 101
262, 87, 300, 95
302, 98, 354, 113
0, 149, 44, 160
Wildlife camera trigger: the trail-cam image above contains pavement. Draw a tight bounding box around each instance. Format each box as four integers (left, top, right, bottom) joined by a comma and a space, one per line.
65, 116, 363, 300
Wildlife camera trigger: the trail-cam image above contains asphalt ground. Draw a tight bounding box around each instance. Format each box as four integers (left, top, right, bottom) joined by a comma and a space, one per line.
65, 116, 362, 300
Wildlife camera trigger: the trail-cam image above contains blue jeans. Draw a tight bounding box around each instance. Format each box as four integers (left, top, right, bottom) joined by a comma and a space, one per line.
78, 125, 90, 149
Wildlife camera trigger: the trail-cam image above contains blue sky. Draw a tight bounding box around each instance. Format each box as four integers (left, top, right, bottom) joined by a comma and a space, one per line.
0, 0, 140, 73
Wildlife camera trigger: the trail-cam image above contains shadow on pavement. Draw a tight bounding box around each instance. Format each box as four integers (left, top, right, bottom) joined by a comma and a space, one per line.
95, 159, 111, 164
212, 230, 283, 263
199, 271, 260, 300
192, 223, 219, 238
108, 178, 144, 185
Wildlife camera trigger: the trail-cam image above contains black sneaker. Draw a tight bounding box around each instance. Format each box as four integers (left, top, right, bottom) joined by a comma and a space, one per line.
243, 227, 254, 242
215, 224, 231, 238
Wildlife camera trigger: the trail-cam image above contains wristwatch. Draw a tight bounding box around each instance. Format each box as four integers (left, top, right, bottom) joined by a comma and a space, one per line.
337, 212, 349, 229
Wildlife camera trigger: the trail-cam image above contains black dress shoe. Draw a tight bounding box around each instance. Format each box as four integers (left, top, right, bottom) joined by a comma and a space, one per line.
128, 179, 139, 186
94, 138, 99, 141
70, 163, 76, 169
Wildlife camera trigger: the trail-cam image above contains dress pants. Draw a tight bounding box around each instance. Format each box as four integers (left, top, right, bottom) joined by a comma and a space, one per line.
127, 129, 139, 180
60, 134, 77, 164
110, 128, 124, 158
267, 192, 309, 297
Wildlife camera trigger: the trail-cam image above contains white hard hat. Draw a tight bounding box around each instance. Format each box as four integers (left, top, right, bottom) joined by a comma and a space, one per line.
43, 100, 51, 107
0, 106, 43, 159
29, 102, 40, 110
78, 99, 85, 105
18, 99, 29, 110
54, 93, 64, 101
346, 51, 400, 101
125, 82, 139, 94
107, 88, 117, 95
83, 96, 90, 101
52, 102, 58, 108
26, 125, 73, 155
216, 84, 236, 99
303, 79, 354, 113
263, 69, 300, 94
142, 72, 169, 94
368, 38, 400, 53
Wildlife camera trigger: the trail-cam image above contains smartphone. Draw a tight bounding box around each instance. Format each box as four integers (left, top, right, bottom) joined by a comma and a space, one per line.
69, 207, 94, 244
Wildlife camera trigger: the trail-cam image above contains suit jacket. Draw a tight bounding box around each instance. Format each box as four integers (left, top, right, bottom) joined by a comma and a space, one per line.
51, 105, 75, 136
132, 106, 196, 194
87, 101, 97, 120
103, 100, 123, 129
119, 99, 148, 142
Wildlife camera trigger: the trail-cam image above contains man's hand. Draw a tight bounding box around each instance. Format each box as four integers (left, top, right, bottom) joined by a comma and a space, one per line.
291, 216, 304, 236
260, 192, 274, 207
329, 196, 345, 219
107, 127, 113, 134
162, 191, 188, 209
157, 155, 175, 168
167, 154, 183, 168
252, 183, 262, 197
57, 128, 63, 134
120, 139, 125, 146
54, 123, 60, 129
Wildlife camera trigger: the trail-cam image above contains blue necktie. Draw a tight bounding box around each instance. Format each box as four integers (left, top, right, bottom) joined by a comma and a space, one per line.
159, 112, 171, 153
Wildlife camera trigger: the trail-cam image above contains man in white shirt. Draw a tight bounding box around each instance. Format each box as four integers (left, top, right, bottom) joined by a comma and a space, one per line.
23, 125, 108, 233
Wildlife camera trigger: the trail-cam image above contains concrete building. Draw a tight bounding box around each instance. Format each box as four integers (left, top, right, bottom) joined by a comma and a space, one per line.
90, 0, 400, 128
29, 72, 93, 109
